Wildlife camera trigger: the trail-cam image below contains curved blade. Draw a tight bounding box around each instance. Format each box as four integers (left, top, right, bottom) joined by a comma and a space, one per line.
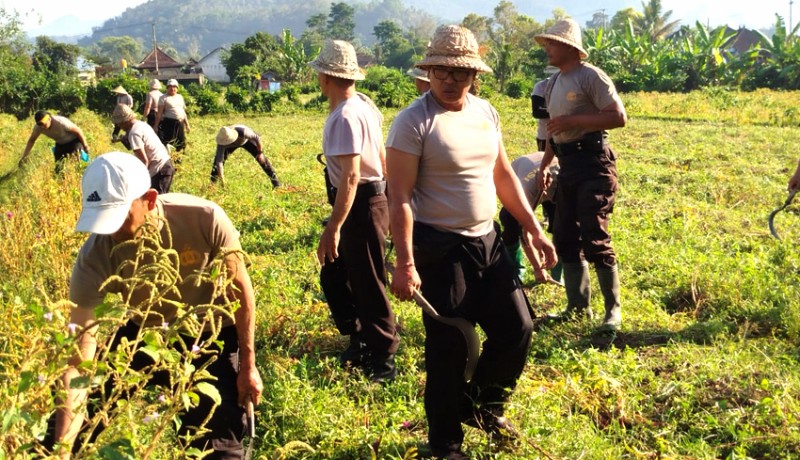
411, 290, 481, 382
769, 190, 797, 240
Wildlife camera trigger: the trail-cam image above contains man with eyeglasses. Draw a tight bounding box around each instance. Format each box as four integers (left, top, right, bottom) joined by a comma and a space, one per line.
22, 110, 90, 173
386, 25, 556, 460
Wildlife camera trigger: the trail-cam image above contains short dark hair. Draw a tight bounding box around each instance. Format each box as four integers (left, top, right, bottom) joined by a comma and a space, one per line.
34, 110, 51, 123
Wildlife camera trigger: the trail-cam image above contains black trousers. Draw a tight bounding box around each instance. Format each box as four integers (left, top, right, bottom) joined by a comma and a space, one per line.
209, 143, 279, 185
413, 222, 533, 450
319, 191, 398, 356
159, 118, 186, 152
151, 159, 175, 194
52, 139, 83, 173
43, 322, 247, 459
552, 146, 618, 268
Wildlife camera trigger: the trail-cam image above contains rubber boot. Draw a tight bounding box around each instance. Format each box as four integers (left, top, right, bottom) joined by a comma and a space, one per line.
550, 261, 563, 284
548, 261, 592, 321
596, 265, 622, 332
510, 242, 526, 279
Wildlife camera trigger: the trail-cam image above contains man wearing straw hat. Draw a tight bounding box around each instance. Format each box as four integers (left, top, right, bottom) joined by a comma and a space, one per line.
406, 67, 431, 94
112, 104, 175, 193
386, 25, 556, 459
533, 18, 627, 331
110, 86, 134, 142
308, 40, 399, 383
142, 79, 163, 129
211, 125, 281, 188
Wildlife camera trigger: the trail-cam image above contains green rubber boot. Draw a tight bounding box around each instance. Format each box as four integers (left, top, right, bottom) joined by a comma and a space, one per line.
548, 261, 592, 321
507, 242, 526, 279
596, 265, 622, 332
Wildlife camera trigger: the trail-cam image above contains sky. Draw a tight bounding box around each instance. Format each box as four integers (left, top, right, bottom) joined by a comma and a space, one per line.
0, 0, 793, 37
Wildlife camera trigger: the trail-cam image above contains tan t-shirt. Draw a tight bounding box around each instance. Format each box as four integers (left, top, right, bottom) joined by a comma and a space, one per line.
386, 92, 500, 237
33, 115, 78, 144
69, 193, 242, 328
545, 63, 623, 143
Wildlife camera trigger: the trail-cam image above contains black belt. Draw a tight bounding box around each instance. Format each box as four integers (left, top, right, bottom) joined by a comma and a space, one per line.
553, 131, 608, 157
331, 180, 386, 202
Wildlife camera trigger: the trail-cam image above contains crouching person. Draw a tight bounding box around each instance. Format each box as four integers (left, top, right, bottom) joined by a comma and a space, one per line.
112, 104, 176, 194
47, 152, 262, 458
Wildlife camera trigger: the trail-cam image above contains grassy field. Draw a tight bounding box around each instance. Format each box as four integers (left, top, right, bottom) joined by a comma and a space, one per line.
1, 88, 800, 459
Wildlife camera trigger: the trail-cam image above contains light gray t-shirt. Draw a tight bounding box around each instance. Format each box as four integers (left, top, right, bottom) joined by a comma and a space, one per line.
127, 120, 171, 176
386, 92, 501, 237
545, 63, 623, 144
511, 152, 559, 207
158, 93, 187, 121
322, 94, 384, 186
145, 90, 163, 115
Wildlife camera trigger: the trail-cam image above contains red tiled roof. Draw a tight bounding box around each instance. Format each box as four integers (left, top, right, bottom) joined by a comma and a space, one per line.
135, 47, 183, 69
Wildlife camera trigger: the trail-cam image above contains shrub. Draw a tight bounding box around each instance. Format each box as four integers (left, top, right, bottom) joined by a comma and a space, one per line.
361, 66, 416, 108
225, 85, 250, 112
184, 82, 227, 115
504, 77, 532, 99
85, 74, 148, 115
250, 90, 279, 113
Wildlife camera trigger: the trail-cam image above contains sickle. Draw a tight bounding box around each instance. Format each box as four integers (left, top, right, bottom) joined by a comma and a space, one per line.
385, 264, 480, 382
769, 189, 797, 240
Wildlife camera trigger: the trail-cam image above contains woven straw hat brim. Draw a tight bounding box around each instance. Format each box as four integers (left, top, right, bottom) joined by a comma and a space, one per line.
216, 127, 239, 145
415, 54, 493, 74
308, 60, 365, 81
111, 105, 135, 125
535, 33, 589, 59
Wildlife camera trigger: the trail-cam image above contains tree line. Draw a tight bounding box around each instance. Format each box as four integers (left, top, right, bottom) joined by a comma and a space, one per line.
1, 1, 798, 121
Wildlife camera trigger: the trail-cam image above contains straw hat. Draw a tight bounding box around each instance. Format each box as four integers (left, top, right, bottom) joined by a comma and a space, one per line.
112, 85, 128, 95
111, 104, 136, 125
406, 67, 430, 82
535, 18, 588, 60
166, 79, 179, 87
216, 126, 238, 146
415, 25, 492, 73
308, 40, 365, 81
149, 79, 162, 90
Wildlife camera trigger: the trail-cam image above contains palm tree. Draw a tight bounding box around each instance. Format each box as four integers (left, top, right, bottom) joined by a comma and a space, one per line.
637, 0, 681, 41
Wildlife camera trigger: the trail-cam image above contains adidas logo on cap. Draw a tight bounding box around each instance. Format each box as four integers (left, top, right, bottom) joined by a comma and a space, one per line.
87, 191, 102, 202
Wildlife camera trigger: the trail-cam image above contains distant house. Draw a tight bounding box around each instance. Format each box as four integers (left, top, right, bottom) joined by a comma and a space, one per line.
256, 71, 281, 93
135, 47, 184, 75
135, 46, 206, 86
723, 27, 767, 56
76, 56, 96, 86
196, 47, 230, 83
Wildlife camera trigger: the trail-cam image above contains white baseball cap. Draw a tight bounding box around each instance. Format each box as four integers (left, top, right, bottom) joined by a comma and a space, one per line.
76, 152, 152, 234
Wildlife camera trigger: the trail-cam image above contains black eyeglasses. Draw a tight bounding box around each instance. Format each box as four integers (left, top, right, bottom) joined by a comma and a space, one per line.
430, 66, 473, 82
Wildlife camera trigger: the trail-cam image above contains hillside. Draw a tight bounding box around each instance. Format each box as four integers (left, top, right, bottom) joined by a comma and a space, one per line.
77, 0, 440, 57
75, 0, 640, 57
